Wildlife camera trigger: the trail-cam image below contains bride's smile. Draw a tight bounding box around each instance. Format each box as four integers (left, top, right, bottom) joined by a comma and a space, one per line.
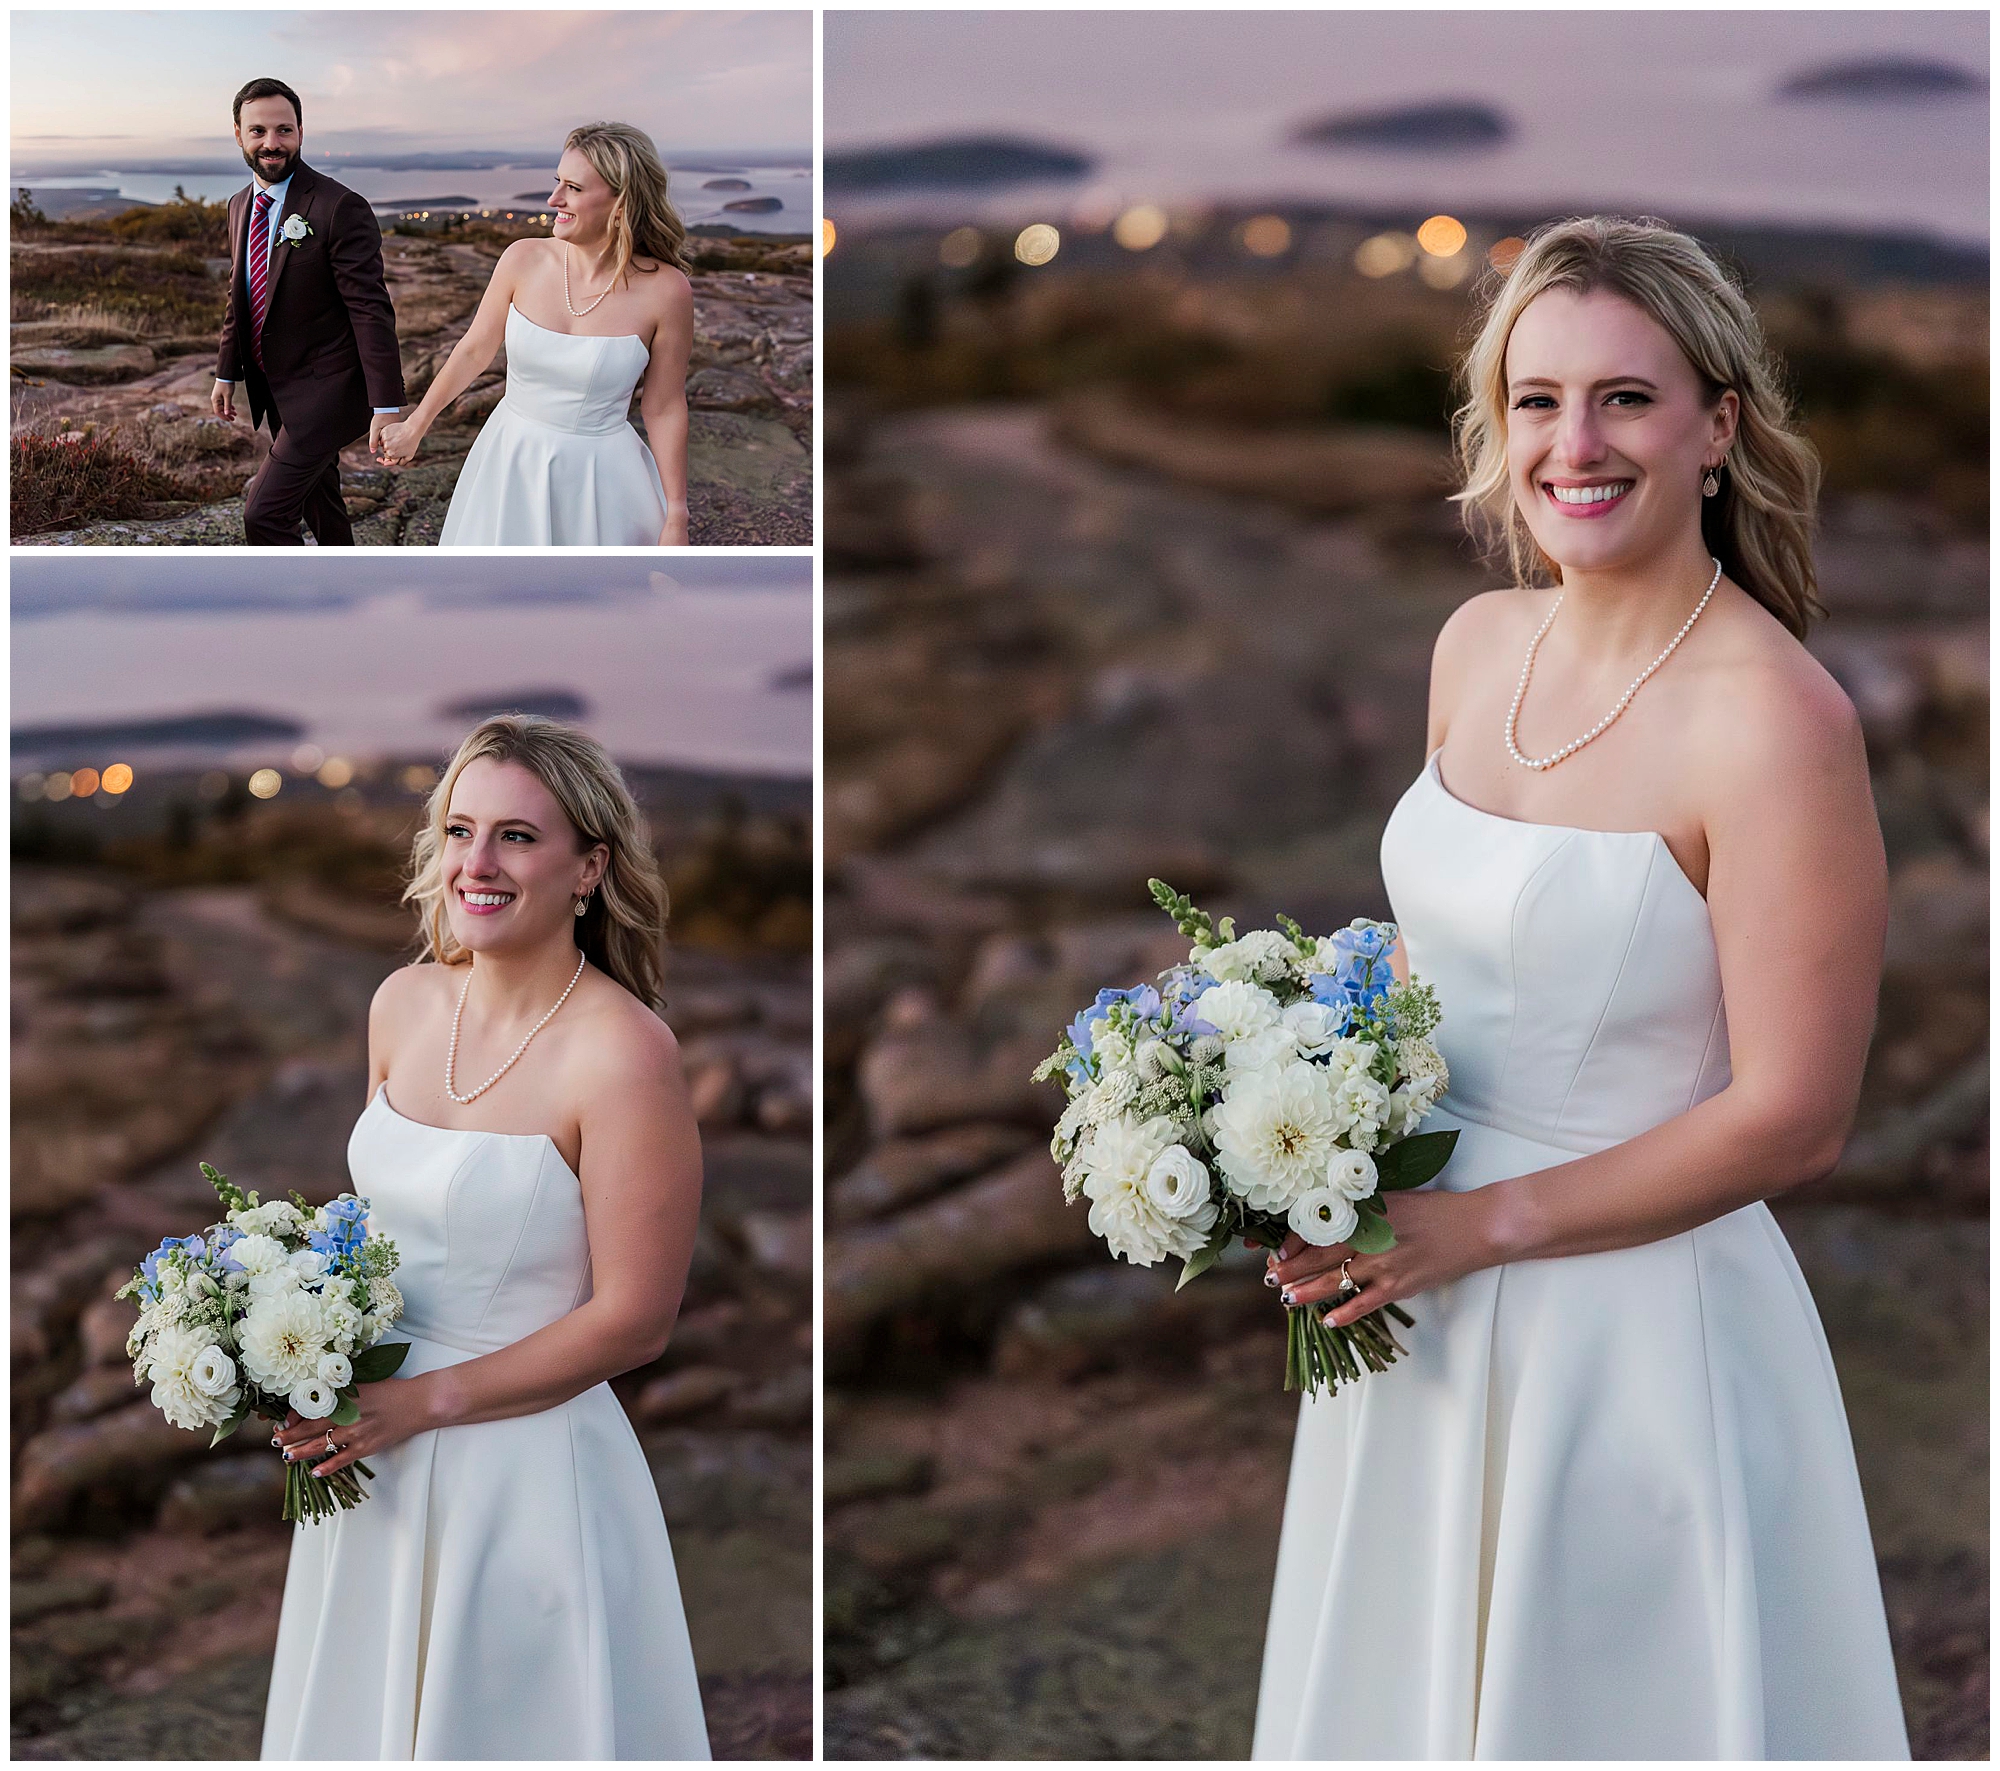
440, 756, 606, 951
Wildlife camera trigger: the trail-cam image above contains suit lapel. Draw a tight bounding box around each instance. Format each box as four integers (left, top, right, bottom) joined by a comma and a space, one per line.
261, 163, 314, 312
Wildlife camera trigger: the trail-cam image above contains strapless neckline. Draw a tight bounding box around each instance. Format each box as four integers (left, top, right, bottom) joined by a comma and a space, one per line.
1417, 751, 1707, 909
371, 1084, 580, 1185
507, 302, 644, 346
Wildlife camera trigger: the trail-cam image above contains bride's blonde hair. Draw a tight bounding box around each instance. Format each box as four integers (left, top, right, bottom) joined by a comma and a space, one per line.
564, 121, 692, 282
405, 716, 669, 1010
1450, 215, 1824, 637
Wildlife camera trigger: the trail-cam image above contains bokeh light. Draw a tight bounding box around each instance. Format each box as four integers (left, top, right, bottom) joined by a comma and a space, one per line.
1112, 203, 1169, 252
45, 771, 75, 803
291, 743, 325, 774
400, 764, 438, 794
1013, 223, 1060, 267
820, 217, 836, 257
938, 225, 982, 269
1488, 236, 1528, 275
1240, 215, 1291, 258
18, 773, 46, 802
1416, 214, 1468, 258
1355, 232, 1417, 278
317, 756, 355, 789
100, 763, 133, 795
1418, 252, 1471, 290
68, 766, 102, 798
247, 768, 282, 800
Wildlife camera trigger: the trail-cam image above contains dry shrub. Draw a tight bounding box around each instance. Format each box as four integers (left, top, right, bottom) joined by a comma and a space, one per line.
10, 422, 213, 538
12, 246, 224, 333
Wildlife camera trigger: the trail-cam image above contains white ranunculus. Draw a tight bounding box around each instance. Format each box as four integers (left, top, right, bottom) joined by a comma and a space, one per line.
1289, 1186, 1360, 1247
317, 1350, 353, 1388
1326, 1148, 1379, 1201
288, 1377, 337, 1419
189, 1344, 238, 1398
239, 1288, 331, 1394
1190, 979, 1283, 1045
145, 1325, 234, 1430
1282, 999, 1347, 1059
287, 1247, 329, 1284
1143, 1144, 1214, 1221
1209, 1059, 1344, 1213
1224, 1023, 1299, 1076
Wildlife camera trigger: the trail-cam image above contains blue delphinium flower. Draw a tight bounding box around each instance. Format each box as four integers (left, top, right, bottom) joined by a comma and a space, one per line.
138, 1233, 208, 1302
310, 1198, 370, 1272
1068, 985, 1163, 1066
206, 1224, 246, 1273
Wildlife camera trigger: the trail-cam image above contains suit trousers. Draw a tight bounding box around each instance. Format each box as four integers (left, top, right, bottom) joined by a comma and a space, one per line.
244, 393, 355, 547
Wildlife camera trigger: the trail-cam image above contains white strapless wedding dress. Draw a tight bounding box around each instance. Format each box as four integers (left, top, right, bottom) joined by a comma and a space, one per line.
438, 305, 670, 547
1252, 752, 1908, 1760
260, 1086, 710, 1760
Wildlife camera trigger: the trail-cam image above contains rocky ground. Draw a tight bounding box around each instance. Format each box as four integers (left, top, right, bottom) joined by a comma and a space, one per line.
11, 231, 812, 545
11, 864, 812, 1759
821, 395, 1989, 1758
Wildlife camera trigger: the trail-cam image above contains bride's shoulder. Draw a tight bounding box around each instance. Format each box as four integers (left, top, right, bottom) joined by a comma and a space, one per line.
564, 972, 685, 1090
370, 960, 457, 1021
1430, 587, 1550, 689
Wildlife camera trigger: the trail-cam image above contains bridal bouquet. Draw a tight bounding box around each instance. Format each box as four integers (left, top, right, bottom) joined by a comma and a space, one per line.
116, 1163, 410, 1523
1034, 881, 1459, 1397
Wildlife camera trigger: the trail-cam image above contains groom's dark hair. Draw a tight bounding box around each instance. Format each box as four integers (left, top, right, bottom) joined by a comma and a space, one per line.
233, 77, 302, 128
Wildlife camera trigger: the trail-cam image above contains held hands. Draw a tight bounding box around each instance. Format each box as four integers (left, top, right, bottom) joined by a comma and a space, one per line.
272, 1376, 438, 1481
374, 416, 422, 466
1266, 1187, 1508, 1329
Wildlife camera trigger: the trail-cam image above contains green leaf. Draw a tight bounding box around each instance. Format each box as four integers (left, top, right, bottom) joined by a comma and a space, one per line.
349, 1340, 411, 1384
1346, 1208, 1396, 1254
328, 1394, 362, 1426
1374, 1128, 1460, 1192
1174, 1246, 1220, 1290
208, 1399, 251, 1448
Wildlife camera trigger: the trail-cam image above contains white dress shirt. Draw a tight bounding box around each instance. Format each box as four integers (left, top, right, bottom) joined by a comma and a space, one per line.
220, 168, 399, 412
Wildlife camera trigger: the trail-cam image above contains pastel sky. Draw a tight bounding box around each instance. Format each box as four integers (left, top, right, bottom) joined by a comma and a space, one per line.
12, 10, 812, 165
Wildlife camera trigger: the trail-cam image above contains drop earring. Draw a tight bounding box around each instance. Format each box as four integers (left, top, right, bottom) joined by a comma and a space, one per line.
574, 893, 590, 918
1702, 464, 1722, 498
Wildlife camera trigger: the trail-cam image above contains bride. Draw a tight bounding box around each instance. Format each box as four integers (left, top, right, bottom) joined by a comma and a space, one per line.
1252, 217, 1908, 1758
378, 123, 695, 547
263, 716, 710, 1759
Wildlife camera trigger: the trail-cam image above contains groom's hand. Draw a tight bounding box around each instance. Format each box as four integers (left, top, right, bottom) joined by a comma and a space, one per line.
211, 380, 237, 421
368, 412, 397, 459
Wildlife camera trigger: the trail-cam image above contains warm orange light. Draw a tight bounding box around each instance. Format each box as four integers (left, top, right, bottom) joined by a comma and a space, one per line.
1240, 215, 1291, 258
1112, 203, 1168, 251
1416, 214, 1467, 258
1355, 232, 1417, 278
1488, 236, 1527, 274
939, 225, 982, 269
820, 218, 836, 257
100, 763, 133, 795
1014, 223, 1060, 267
69, 766, 101, 798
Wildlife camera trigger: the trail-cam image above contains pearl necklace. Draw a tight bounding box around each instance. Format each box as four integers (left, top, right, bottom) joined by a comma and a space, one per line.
1505, 556, 1722, 772
444, 950, 586, 1104
562, 243, 615, 317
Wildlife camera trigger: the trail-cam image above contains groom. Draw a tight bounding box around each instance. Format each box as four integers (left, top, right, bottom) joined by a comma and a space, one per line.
212, 77, 403, 546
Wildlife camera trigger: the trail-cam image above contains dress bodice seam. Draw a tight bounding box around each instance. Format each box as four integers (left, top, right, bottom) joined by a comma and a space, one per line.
470, 1139, 554, 1343
1496, 832, 1580, 1120
1551, 842, 1658, 1145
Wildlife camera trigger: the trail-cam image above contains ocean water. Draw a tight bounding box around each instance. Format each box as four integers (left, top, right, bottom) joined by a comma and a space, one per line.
823, 11, 1988, 244
10, 557, 811, 777
14, 161, 812, 234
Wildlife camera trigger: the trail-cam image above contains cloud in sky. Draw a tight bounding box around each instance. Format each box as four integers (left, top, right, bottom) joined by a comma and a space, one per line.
12, 10, 811, 162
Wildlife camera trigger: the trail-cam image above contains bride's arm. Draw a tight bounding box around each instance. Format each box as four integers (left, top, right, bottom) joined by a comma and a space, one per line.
375, 242, 527, 461
1279, 664, 1885, 1321
636, 271, 695, 545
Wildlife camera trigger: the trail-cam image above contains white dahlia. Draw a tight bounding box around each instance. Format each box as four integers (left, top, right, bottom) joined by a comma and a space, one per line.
1209, 1060, 1345, 1213
239, 1288, 331, 1394
1223, 1023, 1300, 1076
1078, 1115, 1210, 1267
145, 1326, 235, 1430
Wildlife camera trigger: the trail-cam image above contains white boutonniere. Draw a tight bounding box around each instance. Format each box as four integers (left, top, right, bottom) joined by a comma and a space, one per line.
279, 214, 313, 246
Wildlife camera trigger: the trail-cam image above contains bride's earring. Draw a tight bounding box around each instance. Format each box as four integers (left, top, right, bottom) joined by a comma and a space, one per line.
574, 893, 591, 918
1702, 463, 1722, 498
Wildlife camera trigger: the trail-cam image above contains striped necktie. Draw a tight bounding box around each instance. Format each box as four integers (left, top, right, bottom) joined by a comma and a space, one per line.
248, 189, 273, 367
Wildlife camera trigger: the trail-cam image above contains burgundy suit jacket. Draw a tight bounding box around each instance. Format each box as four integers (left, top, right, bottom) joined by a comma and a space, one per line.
216, 161, 404, 455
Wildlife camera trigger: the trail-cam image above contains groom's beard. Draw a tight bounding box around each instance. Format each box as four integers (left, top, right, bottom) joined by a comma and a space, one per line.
241, 144, 298, 185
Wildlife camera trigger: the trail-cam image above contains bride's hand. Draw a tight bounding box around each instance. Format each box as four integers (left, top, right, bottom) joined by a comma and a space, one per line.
272, 1378, 438, 1479
656, 510, 688, 547
1269, 1188, 1505, 1327
375, 420, 424, 466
